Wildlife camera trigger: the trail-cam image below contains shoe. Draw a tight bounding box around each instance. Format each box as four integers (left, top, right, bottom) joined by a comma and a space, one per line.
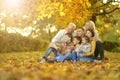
94, 59, 102, 63
47, 59, 56, 63
38, 56, 48, 62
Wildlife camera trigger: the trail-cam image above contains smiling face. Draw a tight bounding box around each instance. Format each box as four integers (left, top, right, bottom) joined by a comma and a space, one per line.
77, 29, 85, 37
67, 27, 74, 34
84, 21, 95, 31
72, 36, 81, 45
86, 30, 93, 38
73, 38, 79, 45
81, 38, 87, 44
63, 34, 71, 43
84, 23, 90, 30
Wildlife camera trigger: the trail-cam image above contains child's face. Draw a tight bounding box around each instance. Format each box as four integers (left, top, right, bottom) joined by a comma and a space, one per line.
73, 38, 79, 45
64, 35, 71, 43
82, 38, 87, 44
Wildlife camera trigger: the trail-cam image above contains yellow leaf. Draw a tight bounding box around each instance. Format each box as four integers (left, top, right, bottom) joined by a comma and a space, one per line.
60, 12, 65, 16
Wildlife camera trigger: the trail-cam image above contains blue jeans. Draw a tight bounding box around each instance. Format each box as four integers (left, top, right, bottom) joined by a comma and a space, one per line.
44, 47, 71, 62
71, 50, 94, 62
54, 52, 71, 62
79, 50, 83, 53
44, 47, 58, 58
71, 50, 77, 61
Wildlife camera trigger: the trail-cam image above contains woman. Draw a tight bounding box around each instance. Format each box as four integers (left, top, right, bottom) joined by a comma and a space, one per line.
84, 21, 104, 60
71, 29, 96, 62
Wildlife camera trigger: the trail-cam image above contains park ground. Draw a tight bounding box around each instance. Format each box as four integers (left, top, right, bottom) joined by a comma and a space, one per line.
0, 51, 120, 80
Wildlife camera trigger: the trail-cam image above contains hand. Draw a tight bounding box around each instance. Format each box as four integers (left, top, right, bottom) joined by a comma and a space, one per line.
70, 46, 75, 50
49, 43, 55, 47
80, 53, 85, 57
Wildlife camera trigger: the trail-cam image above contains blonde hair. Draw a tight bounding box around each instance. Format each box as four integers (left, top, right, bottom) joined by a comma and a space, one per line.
68, 22, 76, 30
86, 20, 96, 30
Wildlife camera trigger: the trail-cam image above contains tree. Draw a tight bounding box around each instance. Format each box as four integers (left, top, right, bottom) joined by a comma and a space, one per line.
87, 0, 120, 42
36, 0, 91, 28
0, 0, 91, 36
89, 0, 120, 22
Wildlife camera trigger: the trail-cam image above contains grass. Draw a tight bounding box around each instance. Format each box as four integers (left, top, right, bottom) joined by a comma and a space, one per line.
0, 51, 120, 80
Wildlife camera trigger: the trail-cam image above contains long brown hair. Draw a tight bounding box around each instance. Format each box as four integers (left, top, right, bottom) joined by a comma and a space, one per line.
86, 29, 95, 37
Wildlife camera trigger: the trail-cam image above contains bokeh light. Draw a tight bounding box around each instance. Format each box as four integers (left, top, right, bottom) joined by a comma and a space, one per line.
3, 0, 22, 9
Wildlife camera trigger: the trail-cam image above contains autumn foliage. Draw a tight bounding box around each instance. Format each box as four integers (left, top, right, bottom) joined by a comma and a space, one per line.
0, 51, 120, 80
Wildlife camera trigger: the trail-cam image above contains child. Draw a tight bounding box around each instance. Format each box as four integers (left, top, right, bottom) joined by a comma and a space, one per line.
76, 36, 91, 54
72, 36, 91, 62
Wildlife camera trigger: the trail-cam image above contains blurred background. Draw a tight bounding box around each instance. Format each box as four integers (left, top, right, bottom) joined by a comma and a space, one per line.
0, 0, 120, 53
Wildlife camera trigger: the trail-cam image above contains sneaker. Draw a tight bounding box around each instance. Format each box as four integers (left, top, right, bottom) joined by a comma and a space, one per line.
47, 59, 56, 63
38, 57, 47, 62
94, 59, 102, 63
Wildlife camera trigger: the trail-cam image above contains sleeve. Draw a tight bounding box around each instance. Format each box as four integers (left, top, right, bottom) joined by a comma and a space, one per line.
84, 40, 96, 56
51, 30, 63, 43
94, 30, 100, 41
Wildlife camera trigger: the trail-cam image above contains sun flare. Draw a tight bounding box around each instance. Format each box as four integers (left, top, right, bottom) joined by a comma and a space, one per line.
4, 0, 21, 8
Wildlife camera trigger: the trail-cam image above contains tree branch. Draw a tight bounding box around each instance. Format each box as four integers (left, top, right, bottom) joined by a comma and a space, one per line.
91, 1, 112, 10
95, 7, 120, 16
98, 1, 111, 8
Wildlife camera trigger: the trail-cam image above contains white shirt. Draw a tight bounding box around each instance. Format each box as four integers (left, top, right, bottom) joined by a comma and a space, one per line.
51, 29, 67, 43
75, 43, 91, 53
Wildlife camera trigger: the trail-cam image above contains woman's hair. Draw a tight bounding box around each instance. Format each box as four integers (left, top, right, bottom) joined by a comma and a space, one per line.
86, 20, 96, 30
73, 36, 82, 44
86, 29, 95, 37
82, 36, 90, 43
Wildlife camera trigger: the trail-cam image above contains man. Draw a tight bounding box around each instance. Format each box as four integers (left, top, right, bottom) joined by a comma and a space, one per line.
38, 23, 76, 62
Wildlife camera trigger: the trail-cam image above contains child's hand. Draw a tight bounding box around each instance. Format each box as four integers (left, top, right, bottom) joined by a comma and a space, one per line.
70, 46, 75, 50
80, 53, 85, 57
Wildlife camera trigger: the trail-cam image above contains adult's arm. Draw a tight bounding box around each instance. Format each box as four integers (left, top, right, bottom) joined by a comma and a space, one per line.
83, 40, 96, 56
51, 30, 65, 43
